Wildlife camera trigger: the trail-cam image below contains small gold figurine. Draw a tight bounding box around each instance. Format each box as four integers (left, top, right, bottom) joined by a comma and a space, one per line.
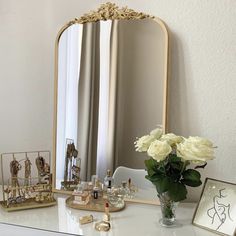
10, 155, 22, 197
24, 155, 32, 186
35, 154, 50, 184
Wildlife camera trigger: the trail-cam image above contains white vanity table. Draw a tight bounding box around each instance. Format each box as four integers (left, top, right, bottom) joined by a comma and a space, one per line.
0, 194, 217, 236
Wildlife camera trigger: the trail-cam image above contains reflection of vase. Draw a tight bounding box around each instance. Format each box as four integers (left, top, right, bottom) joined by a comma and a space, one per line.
158, 192, 178, 227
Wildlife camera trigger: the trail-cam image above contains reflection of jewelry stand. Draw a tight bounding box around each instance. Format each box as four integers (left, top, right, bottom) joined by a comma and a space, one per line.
61, 139, 81, 191
0, 150, 56, 212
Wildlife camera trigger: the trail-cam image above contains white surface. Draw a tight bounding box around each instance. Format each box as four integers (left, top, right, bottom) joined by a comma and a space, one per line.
0, 0, 236, 201
0, 223, 72, 236
0, 194, 218, 236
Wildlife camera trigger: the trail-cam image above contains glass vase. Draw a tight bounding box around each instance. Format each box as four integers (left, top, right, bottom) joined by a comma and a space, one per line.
158, 192, 178, 227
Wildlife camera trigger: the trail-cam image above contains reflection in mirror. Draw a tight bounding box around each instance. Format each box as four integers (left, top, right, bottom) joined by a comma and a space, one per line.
54, 18, 168, 192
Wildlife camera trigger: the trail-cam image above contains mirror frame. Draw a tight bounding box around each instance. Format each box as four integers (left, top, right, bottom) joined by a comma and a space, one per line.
52, 2, 169, 200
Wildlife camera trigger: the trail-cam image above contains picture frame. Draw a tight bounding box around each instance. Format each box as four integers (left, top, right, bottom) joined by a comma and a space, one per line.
192, 178, 236, 236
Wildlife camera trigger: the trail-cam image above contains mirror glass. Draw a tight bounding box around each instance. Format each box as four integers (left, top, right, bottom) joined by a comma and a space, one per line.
54, 18, 168, 196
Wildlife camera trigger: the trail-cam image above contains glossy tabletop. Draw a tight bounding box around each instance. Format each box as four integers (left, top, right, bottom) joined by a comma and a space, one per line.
0, 194, 217, 236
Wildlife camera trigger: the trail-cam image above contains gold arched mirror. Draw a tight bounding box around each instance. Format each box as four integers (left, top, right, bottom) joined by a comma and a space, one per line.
52, 3, 169, 197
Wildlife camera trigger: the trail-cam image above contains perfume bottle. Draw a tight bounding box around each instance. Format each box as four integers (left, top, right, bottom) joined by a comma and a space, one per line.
72, 184, 90, 205
107, 187, 125, 208
93, 180, 102, 199
104, 170, 114, 190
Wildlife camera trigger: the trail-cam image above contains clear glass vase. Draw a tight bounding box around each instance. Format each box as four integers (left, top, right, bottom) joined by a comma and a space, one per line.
158, 192, 178, 227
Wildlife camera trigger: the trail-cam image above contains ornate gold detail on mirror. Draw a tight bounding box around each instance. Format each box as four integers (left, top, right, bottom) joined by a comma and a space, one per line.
68, 2, 154, 25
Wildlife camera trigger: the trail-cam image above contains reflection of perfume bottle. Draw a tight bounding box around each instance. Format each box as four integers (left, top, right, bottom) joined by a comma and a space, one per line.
104, 170, 114, 190
91, 175, 98, 186
120, 181, 130, 198
128, 178, 131, 188
128, 178, 134, 198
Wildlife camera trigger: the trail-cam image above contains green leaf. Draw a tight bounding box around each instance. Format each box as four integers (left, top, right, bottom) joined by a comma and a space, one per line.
145, 158, 157, 178
147, 168, 156, 177
145, 172, 162, 183
169, 161, 183, 171
168, 182, 187, 202
145, 175, 152, 182
182, 169, 201, 181
169, 154, 182, 163
181, 179, 202, 187
182, 169, 202, 187
154, 176, 171, 194
144, 158, 157, 170
168, 154, 188, 173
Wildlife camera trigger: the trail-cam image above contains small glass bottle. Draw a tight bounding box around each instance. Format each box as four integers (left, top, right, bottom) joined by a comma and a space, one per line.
128, 178, 137, 199
73, 184, 90, 205
93, 180, 101, 199
119, 181, 130, 198
107, 187, 125, 208
104, 170, 114, 190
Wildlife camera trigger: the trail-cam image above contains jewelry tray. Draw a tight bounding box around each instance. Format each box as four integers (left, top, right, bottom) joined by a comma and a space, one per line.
66, 196, 125, 212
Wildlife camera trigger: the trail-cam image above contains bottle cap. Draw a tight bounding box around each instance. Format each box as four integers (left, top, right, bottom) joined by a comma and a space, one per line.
95, 179, 99, 187
122, 181, 127, 188
107, 169, 111, 176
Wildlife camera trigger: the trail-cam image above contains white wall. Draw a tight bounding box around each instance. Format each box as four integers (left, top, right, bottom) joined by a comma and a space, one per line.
0, 0, 235, 201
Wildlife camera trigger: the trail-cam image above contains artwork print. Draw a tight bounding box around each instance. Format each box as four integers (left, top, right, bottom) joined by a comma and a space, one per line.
193, 178, 236, 236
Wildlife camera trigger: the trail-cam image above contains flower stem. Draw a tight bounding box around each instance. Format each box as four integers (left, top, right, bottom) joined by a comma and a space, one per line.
180, 161, 187, 174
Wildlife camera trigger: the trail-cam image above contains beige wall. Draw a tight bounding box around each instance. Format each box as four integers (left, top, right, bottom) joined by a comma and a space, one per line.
0, 0, 236, 201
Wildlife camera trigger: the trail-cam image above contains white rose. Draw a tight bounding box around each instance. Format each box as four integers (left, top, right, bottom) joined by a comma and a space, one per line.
177, 136, 215, 163
160, 133, 183, 146
188, 136, 213, 147
134, 135, 156, 152
147, 140, 172, 162
150, 128, 163, 139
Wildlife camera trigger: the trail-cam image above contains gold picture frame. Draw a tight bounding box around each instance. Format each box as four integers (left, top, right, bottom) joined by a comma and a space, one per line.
192, 178, 236, 236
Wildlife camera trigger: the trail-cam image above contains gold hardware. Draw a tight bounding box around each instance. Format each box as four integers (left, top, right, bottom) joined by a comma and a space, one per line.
95, 221, 111, 232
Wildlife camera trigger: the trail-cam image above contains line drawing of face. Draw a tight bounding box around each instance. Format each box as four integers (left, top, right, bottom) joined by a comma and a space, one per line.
207, 188, 233, 231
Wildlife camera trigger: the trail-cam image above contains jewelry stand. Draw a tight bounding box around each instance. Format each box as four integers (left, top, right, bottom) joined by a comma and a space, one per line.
0, 151, 56, 211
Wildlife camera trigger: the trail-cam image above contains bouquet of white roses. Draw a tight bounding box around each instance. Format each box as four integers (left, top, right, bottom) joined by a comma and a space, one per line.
134, 128, 215, 202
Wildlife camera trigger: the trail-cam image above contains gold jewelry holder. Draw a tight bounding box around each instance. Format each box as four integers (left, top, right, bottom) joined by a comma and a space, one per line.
66, 195, 125, 212
0, 150, 57, 211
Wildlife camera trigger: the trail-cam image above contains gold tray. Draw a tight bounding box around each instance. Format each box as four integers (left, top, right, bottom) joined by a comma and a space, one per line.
0, 199, 57, 212
66, 196, 125, 212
